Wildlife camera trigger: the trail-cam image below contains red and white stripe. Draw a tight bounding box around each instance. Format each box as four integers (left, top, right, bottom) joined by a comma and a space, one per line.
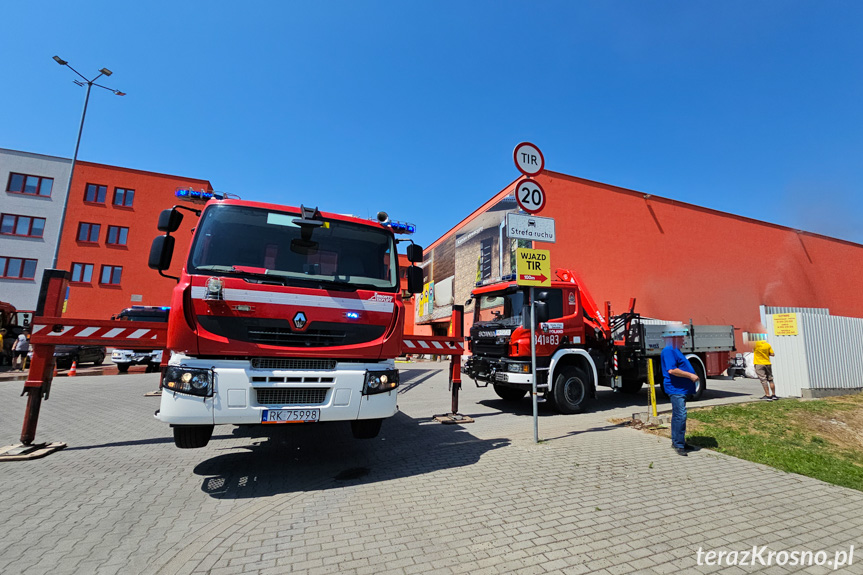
402, 337, 465, 355
30, 323, 161, 341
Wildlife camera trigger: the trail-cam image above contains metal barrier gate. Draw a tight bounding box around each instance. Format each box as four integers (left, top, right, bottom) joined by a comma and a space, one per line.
10, 270, 167, 456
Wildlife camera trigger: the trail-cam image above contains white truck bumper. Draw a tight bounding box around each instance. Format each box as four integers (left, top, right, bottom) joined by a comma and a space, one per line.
156, 354, 398, 426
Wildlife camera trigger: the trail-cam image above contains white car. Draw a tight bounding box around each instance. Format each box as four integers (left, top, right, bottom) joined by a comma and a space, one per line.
112, 348, 163, 373
110, 306, 169, 374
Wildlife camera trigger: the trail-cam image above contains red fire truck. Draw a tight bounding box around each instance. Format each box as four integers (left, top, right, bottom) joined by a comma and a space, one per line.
148, 199, 423, 448
463, 268, 735, 413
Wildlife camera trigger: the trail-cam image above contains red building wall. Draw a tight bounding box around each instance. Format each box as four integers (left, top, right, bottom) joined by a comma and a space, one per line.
424, 170, 863, 348
57, 161, 211, 319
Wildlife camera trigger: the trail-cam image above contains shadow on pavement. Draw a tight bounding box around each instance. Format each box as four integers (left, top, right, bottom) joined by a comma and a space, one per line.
472, 386, 752, 418
397, 369, 439, 394
192, 411, 509, 499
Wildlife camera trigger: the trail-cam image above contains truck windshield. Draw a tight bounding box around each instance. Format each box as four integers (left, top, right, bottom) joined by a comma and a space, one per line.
475, 290, 525, 326
187, 204, 398, 291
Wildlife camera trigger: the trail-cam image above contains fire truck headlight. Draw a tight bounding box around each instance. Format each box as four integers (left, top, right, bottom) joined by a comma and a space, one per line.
162, 366, 214, 397
508, 363, 531, 373
363, 369, 399, 395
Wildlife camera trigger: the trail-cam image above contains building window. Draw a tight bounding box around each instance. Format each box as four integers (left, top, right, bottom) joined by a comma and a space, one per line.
84, 183, 108, 203
71, 263, 94, 283
0, 214, 46, 238
7, 173, 53, 197
100, 265, 122, 285
106, 225, 129, 246
77, 222, 101, 243
479, 238, 493, 281
0, 257, 37, 279
113, 188, 135, 207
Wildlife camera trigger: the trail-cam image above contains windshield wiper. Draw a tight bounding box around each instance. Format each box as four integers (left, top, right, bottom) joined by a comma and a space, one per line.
195, 265, 288, 285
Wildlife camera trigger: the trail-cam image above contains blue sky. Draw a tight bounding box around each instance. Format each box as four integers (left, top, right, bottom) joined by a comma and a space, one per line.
2, 1, 862, 248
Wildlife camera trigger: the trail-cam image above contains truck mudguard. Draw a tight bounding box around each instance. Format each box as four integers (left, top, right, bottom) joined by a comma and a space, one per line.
547, 348, 598, 393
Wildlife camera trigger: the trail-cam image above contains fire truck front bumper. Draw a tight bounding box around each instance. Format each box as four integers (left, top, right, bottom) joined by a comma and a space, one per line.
463, 356, 534, 386
156, 355, 398, 426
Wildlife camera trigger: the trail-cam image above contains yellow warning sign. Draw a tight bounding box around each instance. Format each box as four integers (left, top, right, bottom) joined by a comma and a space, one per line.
516, 248, 551, 287
773, 313, 798, 336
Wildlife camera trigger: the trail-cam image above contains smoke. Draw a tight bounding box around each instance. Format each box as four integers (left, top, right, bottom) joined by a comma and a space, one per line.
779, 183, 863, 245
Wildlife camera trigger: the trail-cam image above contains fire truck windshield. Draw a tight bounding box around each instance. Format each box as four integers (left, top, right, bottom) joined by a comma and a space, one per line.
187, 204, 398, 291
476, 290, 525, 326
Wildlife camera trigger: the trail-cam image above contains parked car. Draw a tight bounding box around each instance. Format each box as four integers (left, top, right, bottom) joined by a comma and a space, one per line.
110, 306, 169, 373
53, 345, 107, 369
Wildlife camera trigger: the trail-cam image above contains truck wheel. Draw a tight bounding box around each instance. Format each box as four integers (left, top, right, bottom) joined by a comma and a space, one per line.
94, 352, 105, 366
173, 425, 214, 449
553, 366, 592, 414
351, 418, 383, 439
493, 385, 527, 402
690, 361, 707, 400
117, 364, 130, 373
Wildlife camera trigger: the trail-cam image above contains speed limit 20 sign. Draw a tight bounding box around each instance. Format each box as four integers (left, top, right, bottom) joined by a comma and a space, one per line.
515, 178, 545, 214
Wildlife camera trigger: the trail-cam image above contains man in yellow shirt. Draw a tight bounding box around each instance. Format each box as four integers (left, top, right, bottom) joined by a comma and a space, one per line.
753, 340, 777, 400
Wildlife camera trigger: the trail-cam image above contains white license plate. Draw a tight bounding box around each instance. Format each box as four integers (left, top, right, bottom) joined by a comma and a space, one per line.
262, 408, 320, 424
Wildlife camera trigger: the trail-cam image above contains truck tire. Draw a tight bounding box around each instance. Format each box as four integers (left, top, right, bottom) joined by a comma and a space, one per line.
117, 364, 130, 373
690, 361, 707, 400
173, 425, 214, 449
493, 384, 527, 402
553, 365, 592, 414
351, 418, 383, 439
94, 352, 105, 366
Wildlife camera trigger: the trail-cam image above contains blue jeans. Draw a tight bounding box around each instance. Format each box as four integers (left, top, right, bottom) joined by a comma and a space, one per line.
669, 394, 687, 449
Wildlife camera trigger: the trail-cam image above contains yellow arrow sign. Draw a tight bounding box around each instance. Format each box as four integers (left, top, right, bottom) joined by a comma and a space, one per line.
516, 248, 551, 287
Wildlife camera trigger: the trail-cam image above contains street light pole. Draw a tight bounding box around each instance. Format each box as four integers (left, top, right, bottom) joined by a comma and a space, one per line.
50, 56, 125, 270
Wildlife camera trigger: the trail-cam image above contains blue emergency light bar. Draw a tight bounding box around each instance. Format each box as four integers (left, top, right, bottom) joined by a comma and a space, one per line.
175, 188, 223, 201
384, 220, 416, 234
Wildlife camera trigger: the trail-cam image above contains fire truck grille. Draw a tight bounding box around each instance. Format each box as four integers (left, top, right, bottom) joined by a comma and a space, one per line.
250, 358, 337, 371
255, 387, 328, 406
196, 317, 385, 348
471, 339, 508, 357
247, 327, 348, 346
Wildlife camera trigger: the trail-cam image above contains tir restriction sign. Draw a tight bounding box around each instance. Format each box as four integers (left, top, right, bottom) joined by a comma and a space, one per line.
513, 142, 544, 176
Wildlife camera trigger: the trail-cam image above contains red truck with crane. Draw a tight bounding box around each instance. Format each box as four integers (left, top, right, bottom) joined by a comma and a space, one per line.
148, 197, 425, 448
463, 268, 735, 412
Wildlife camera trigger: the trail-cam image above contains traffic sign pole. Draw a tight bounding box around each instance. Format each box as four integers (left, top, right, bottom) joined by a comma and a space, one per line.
530, 286, 538, 443
511, 142, 549, 444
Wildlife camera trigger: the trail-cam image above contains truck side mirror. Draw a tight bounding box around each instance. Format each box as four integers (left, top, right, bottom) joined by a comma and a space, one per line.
406, 266, 423, 294
157, 208, 183, 232
149, 235, 175, 271
536, 301, 549, 324
406, 244, 423, 263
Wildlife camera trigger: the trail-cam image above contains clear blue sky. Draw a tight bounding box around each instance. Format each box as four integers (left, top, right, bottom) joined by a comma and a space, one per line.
3, 1, 862, 248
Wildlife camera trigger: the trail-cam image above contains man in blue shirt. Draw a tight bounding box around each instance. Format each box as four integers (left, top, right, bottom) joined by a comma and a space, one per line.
660, 327, 700, 456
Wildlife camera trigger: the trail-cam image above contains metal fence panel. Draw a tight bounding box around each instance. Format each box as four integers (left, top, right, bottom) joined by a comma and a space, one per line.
767, 311, 863, 396
767, 314, 810, 397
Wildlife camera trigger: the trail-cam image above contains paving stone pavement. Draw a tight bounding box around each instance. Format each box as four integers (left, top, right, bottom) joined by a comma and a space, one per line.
1, 365, 861, 575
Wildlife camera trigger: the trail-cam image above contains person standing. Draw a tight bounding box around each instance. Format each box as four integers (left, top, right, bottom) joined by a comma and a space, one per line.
753, 339, 777, 400
13, 332, 29, 371
661, 327, 700, 456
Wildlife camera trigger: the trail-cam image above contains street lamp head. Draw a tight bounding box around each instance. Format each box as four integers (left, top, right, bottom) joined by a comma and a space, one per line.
114, 91, 126, 97
53, 55, 68, 66
99, 68, 113, 77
